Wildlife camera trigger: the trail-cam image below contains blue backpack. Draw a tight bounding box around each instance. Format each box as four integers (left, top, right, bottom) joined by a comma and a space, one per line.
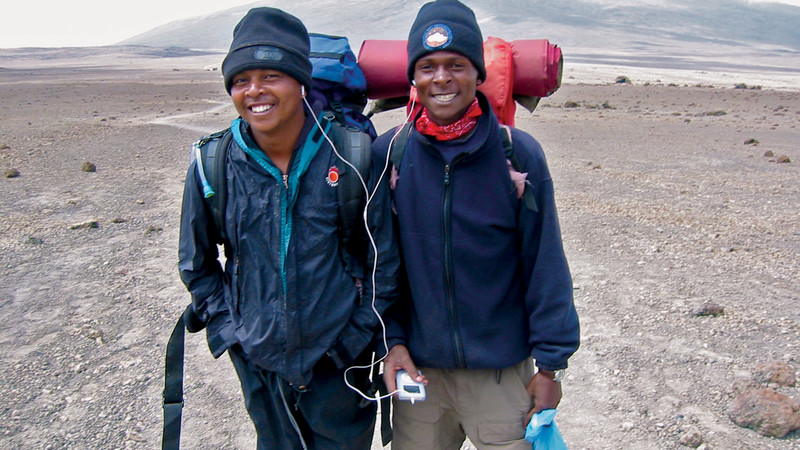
308, 33, 377, 139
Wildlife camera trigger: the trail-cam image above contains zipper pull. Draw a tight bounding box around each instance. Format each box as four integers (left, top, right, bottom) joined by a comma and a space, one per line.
282, 173, 289, 188
443, 165, 451, 185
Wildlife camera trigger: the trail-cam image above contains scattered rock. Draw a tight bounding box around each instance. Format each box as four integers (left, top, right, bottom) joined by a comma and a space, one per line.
776, 155, 791, 163
70, 220, 99, 230
125, 429, 147, 442
753, 361, 796, 387
145, 225, 163, 234
615, 76, 631, 84
81, 161, 97, 172
23, 236, 44, 245
763, 150, 774, 157
693, 303, 724, 317
71, 324, 105, 344
679, 427, 704, 447
111, 217, 127, 224
728, 387, 800, 437
702, 110, 727, 117
0, 144, 10, 150
743, 138, 759, 145
5, 168, 21, 178
564, 101, 580, 108
602, 101, 616, 109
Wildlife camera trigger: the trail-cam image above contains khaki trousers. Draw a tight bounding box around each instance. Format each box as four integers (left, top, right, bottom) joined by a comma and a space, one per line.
392, 359, 534, 450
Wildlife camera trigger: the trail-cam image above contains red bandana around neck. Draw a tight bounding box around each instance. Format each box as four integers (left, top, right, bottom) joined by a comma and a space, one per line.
415, 97, 482, 141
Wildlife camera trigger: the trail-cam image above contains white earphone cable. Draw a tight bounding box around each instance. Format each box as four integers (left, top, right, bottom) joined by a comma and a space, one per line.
302, 95, 417, 402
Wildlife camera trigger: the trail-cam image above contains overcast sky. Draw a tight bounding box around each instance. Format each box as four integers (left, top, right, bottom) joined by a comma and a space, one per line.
2, 0, 800, 49
0, 1, 254, 48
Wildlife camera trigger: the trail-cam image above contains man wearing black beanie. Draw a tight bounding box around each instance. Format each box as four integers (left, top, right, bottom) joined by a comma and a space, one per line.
377, 0, 580, 448
179, 7, 400, 449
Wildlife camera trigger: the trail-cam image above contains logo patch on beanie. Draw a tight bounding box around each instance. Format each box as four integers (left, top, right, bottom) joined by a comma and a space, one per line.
423, 24, 452, 50
253, 46, 284, 62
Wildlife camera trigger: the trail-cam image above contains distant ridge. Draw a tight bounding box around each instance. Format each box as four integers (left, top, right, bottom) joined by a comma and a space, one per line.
119, 0, 800, 73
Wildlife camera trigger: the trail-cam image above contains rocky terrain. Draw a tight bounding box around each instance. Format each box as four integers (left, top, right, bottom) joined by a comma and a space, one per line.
1, 50, 798, 449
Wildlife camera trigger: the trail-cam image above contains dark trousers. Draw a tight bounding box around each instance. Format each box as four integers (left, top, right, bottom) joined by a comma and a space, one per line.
228, 345, 377, 450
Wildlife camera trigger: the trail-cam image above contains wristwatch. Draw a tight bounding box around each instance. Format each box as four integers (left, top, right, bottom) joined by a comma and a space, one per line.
533, 358, 566, 382
537, 367, 566, 382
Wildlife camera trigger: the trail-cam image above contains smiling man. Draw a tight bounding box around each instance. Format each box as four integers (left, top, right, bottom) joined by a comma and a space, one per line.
178, 7, 400, 449
376, 1, 580, 448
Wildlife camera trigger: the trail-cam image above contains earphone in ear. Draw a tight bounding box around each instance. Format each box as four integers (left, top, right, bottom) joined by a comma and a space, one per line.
411, 80, 416, 86
300, 85, 305, 97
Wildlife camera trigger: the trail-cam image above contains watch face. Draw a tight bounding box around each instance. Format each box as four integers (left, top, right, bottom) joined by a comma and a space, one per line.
554, 369, 566, 382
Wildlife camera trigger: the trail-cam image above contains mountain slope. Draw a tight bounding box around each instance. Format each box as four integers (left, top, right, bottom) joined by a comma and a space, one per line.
119, 0, 800, 72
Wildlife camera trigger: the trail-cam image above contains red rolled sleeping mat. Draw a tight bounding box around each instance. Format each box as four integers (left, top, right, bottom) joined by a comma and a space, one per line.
357, 37, 562, 124
357, 40, 409, 100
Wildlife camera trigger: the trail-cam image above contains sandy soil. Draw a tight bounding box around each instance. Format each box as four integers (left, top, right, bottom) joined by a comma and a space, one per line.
1, 49, 799, 449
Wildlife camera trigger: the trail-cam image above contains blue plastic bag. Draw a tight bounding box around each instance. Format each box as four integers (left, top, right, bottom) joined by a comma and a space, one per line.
524, 409, 567, 449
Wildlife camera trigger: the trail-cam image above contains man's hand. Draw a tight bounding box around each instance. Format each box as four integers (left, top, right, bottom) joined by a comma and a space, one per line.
382, 344, 427, 396
524, 370, 562, 425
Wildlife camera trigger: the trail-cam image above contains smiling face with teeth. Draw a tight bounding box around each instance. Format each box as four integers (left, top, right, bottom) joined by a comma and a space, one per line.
412, 51, 479, 126
230, 68, 306, 154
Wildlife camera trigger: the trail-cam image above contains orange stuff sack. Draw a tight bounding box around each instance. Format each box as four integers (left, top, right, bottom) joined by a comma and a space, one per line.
478, 37, 516, 125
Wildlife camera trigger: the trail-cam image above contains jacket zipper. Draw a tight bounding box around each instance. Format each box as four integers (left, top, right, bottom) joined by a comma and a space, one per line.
442, 162, 466, 368
279, 177, 290, 299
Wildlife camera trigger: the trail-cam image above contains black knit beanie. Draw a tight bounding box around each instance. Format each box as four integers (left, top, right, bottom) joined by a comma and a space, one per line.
221, 7, 312, 94
406, 0, 486, 83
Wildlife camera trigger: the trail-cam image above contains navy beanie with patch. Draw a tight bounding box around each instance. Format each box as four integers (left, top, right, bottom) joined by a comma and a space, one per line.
406, 0, 486, 83
222, 7, 312, 94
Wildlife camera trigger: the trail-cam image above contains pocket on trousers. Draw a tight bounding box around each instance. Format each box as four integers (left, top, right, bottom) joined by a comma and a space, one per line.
392, 396, 440, 424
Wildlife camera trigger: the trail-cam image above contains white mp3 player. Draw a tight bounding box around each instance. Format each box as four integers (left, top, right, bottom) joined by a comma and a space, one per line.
396, 369, 426, 404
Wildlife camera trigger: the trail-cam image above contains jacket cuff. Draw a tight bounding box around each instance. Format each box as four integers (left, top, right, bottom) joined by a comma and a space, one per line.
183, 304, 207, 333
207, 312, 235, 358
532, 356, 568, 372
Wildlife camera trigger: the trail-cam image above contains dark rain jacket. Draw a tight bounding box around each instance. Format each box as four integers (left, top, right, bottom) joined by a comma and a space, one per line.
178, 107, 400, 387
377, 92, 579, 372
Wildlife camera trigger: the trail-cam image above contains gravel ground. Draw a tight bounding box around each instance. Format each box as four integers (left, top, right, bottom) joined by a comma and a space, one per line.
1, 50, 798, 449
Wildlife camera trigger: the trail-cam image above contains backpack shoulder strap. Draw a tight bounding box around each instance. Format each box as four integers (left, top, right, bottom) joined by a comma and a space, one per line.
329, 119, 372, 277
499, 125, 538, 212
162, 314, 185, 450
389, 122, 414, 172
166, 130, 232, 449
194, 129, 232, 245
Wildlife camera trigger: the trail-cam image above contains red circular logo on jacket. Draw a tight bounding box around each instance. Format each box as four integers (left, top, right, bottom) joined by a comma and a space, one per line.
326, 166, 340, 186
